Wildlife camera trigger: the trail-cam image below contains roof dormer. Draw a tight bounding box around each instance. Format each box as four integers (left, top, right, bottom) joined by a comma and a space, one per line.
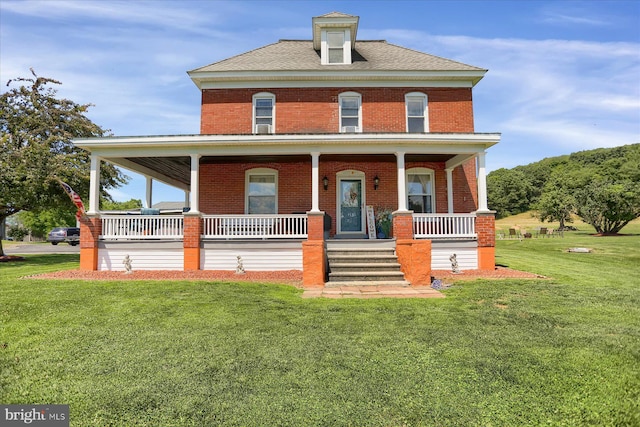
312, 12, 359, 65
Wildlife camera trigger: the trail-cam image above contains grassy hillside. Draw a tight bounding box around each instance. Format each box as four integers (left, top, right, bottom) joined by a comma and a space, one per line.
495, 211, 640, 235
488, 143, 640, 222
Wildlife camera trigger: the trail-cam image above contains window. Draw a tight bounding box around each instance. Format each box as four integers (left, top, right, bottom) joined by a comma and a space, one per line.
407, 168, 435, 213
339, 92, 361, 133
253, 93, 275, 134
246, 168, 277, 214
405, 92, 428, 133
321, 29, 352, 65
328, 32, 345, 64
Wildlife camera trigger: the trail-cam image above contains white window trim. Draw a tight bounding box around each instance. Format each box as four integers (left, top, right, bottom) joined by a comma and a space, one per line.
321, 29, 352, 65
405, 92, 428, 133
245, 168, 278, 214
406, 167, 435, 213
338, 91, 362, 133
252, 92, 275, 134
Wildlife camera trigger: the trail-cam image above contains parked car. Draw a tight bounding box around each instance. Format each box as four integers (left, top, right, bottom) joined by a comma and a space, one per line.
47, 227, 80, 246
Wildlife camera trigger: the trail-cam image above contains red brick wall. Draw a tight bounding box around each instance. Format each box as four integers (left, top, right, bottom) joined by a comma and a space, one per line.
199, 160, 313, 214
199, 155, 479, 235
200, 87, 474, 134
475, 212, 496, 248
453, 159, 478, 213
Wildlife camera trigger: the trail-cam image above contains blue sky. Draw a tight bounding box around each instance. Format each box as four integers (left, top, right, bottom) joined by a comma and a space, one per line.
1, 0, 639, 203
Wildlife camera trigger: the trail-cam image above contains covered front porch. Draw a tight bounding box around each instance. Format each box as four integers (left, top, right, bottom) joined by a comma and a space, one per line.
74, 132, 499, 285
83, 211, 491, 285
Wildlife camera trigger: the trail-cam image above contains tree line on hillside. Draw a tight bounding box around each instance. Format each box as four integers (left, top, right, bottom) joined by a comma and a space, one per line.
487, 144, 640, 234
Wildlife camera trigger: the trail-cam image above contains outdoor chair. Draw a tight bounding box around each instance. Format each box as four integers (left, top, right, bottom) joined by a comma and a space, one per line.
549, 228, 564, 238
539, 227, 548, 238
508, 228, 519, 239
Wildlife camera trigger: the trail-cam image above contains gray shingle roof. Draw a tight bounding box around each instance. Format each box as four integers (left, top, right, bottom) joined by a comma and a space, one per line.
315, 11, 357, 19
189, 40, 485, 73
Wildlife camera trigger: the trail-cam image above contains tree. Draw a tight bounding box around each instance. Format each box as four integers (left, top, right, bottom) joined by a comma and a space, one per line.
487, 168, 534, 218
18, 207, 77, 239
533, 167, 581, 231
514, 155, 569, 205
575, 180, 640, 234
0, 69, 127, 256
101, 198, 143, 211
534, 187, 575, 231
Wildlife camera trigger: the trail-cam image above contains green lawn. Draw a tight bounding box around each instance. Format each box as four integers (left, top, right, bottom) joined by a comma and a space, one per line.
1, 228, 639, 426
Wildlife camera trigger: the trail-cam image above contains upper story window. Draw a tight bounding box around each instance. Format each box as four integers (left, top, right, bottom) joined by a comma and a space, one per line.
405, 92, 428, 133
253, 92, 275, 134
246, 168, 278, 214
339, 92, 361, 133
328, 32, 345, 63
321, 29, 352, 65
407, 167, 435, 213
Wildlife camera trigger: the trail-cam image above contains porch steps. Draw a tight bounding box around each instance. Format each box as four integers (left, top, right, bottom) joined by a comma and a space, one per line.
326, 241, 409, 286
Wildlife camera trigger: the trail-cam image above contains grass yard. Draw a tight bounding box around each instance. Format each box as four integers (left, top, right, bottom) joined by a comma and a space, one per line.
1, 224, 639, 426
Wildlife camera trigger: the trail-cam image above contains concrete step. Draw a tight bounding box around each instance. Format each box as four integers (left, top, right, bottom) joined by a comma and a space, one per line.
329, 262, 401, 272
326, 239, 396, 248
327, 254, 399, 264
325, 242, 408, 285
328, 271, 407, 282
324, 280, 411, 288
327, 248, 396, 257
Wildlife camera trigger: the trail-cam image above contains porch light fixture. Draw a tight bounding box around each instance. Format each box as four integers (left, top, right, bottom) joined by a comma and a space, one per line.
322, 176, 329, 190
373, 175, 380, 190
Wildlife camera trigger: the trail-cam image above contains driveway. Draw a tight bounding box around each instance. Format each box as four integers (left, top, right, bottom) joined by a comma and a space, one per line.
3, 242, 80, 255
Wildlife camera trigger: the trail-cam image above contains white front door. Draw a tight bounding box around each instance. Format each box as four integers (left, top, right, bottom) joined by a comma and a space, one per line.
337, 172, 365, 235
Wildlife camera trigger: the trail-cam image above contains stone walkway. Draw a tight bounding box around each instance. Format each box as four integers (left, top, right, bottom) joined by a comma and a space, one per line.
301, 285, 445, 299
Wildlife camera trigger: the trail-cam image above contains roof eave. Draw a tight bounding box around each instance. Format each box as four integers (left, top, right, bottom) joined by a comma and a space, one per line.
188, 69, 487, 89
74, 132, 501, 155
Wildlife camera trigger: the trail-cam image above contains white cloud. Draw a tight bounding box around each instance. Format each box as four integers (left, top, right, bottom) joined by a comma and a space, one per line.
395, 33, 640, 167
0, 0, 223, 34
541, 12, 610, 27
2, 0, 638, 182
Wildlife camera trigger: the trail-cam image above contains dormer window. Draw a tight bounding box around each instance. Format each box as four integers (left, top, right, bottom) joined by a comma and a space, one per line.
326, 31, 348, 64
320, 29, 352, 65
313, 13, 358, 65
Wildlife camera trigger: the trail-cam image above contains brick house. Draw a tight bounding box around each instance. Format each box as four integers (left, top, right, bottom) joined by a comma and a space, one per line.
74, 12, 499, 287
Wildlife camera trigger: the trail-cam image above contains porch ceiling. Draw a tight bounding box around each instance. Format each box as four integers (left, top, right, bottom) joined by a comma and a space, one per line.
107, 153, 458, 190
124, 156, 191, 185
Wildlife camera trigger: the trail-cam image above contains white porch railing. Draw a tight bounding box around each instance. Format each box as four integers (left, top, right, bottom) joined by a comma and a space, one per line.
413, 213, 477, 239
203, 214, 307, 239
101, 215, 184, 240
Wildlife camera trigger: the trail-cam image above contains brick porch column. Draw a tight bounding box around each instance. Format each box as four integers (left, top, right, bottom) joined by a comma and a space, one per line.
476, 211, 496, 271
392, 210, 432, 286
302, 211, 326, 287
392, 210, 413, 240
183, 212, 202, 271
79, 214, 101, 271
